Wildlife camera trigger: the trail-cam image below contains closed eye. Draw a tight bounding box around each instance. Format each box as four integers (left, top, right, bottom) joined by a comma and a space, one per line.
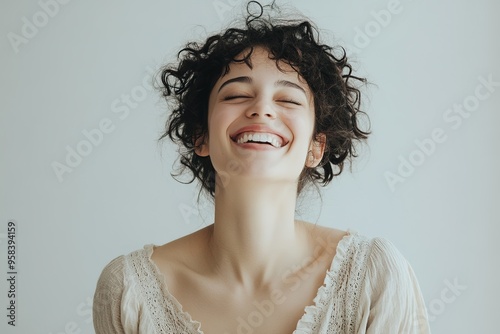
223, 95, 251, 101
277, 99, 302, 106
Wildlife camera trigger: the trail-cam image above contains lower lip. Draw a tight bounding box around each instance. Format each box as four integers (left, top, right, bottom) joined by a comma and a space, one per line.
231, 140, 282, 150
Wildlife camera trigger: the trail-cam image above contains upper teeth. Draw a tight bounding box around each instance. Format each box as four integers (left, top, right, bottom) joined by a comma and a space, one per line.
236, 132, 282, 148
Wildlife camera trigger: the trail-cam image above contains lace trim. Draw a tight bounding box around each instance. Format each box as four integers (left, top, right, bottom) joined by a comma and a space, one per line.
293, 229, 373, 334
126, 230, 373, 334
126, 245, 203, 333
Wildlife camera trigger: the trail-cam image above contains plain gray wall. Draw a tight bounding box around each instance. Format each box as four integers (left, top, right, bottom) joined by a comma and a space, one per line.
1, 0, 499, 333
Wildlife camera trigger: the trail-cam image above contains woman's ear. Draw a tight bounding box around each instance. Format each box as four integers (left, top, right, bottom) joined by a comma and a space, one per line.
193, 133, 209, 157
305, 133, 326, 168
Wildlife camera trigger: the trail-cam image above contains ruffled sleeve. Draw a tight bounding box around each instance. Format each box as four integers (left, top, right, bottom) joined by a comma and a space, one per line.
357, 238, 431, 333
92, 255, 141, 334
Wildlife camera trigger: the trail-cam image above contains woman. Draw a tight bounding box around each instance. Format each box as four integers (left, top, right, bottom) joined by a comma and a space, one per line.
93, 2, 431, 333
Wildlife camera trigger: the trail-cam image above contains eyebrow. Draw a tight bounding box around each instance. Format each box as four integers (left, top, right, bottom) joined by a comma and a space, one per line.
217, 76, 307, 95
218, 76, 252, 92
274, 79, 306, 95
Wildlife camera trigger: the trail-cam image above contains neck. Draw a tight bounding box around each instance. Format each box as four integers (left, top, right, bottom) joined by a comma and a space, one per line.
205, 176, 312, 292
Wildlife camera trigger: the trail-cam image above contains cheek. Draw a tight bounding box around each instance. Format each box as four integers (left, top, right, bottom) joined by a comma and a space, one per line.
208, 106, 234, 134
282, 112, 315, 140
206, 106, 238, 153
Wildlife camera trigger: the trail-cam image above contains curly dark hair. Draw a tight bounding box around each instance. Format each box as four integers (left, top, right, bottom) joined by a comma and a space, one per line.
157, 1, 370, 199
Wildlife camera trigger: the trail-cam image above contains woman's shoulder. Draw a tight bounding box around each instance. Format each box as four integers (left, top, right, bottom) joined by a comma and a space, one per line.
94, 244, 158, 298
327, 228, 408, 266
345, 234, 431, 332
96, 254, 126, 287
325, 230, 431, 331
314, 227, 413, 282
93, 254, 127, 310
93, 246, 161, 333
352, 233, 413, 276
150, 225, 214, 268
306, 225, 370, 263
93, 245, 157, 314
359, 234, 422, 291
341, 231, 427, 309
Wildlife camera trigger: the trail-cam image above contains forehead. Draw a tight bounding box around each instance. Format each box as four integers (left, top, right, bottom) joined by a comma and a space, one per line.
216, 46, 308, 86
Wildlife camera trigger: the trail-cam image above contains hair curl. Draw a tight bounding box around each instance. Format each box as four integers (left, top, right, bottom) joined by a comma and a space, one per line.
157, 1, 371, 199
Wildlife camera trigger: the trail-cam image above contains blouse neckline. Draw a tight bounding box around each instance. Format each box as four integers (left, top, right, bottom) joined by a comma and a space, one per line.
143, 229, 356, 334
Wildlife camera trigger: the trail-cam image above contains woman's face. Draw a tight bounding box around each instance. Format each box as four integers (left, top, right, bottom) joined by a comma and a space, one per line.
197, 46, 325, 187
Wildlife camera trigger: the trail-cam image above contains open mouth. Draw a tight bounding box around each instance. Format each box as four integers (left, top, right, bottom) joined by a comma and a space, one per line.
230, 132, 287, 148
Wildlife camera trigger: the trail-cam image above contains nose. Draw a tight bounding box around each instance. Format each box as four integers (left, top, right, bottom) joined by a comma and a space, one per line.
245, 98, 277, 119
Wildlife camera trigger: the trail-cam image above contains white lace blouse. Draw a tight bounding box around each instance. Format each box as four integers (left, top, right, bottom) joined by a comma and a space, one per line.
92, 230, 431, 333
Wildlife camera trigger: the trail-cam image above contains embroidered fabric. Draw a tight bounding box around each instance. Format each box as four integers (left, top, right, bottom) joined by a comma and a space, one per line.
293, 231, 372, 334
127, 244, 204, 333
124, 230, 373, 334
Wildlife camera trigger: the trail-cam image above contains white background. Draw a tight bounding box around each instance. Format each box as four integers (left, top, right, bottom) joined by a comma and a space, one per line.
1, 0, 499, 333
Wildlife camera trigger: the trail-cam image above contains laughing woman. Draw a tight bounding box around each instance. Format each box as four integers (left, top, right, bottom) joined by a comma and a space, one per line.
93, 2, 431, 333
